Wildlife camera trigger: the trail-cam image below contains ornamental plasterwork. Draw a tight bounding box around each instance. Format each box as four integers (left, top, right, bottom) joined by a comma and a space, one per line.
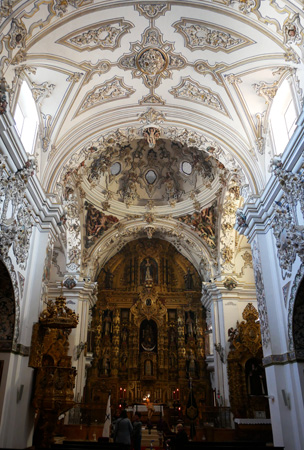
139, 92, 165, 105
82, 61, 111, 85
54, 0, 92, 16
40, 113, 52, 152
284, 47, 300, 64
62, 178, 82, 272
173, 19, 252, 53
225, 0, 258, 15
31, 81, 55, 105
0, 0, 13, 19
0, 157, 35, 270
251, 237, 270, 348
7, 18, 27, 49
270, 157, 304, 278
138, 107, 165, 126
58, 19, 133, 51
66, 72, 83, 83
78, 77, 135, 114
253, 80, 278, 104
58, 124, 248, 205
169, 77, 228, 115
118, 26, 187, 90
220, 182, 240, 273
12, 204, 33, 270
135, 4, 171, 20
10, 49, 27, 66
238, 250, 253, 276
283, 14, 303, 47
194, 61, 226, 86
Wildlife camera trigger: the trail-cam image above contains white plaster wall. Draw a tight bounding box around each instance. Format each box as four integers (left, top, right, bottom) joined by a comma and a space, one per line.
0, 353, 34, 448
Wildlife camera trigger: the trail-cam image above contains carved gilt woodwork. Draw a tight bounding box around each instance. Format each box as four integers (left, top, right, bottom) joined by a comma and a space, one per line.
84, 238, 211, 419
29, 292, 79, 448
227, 303, 269, 418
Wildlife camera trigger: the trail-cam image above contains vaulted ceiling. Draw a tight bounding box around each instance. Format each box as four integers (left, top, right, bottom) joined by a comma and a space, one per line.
2, 0, 303, 275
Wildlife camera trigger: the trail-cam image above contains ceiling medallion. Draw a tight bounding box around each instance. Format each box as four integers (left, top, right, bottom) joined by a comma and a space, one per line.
118, 26, 187, 97
137, 48, 168, 75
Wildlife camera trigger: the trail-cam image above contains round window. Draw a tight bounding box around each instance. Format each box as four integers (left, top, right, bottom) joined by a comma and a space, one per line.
145, 170, 157, 184
181, 161, 192, 175
110, 162, 121, 175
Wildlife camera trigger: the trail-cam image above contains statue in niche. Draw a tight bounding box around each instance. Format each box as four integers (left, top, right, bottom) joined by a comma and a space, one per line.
145, 359, 153, 376
121, 353, 128, 371
184, 267, 194, 290
186, 312, 195, 337
169, 352, 177, 369
141, 320, 156, 352
187, 350, 197, 378
104, 268, 114, 289
98, 354, 110, 376
140, 258, 158, 285
103, 311, 112, 336
121, 326, 128, 345
246, 358, 267, 396
169, 327, 176, 347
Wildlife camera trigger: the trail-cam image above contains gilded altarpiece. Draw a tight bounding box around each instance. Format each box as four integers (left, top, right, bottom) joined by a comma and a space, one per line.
84, 239, 211, 418
227, 303, 269, 418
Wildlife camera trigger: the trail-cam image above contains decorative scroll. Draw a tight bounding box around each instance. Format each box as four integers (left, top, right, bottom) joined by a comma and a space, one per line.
59, 19, 133, 51
173, 19, 251, 52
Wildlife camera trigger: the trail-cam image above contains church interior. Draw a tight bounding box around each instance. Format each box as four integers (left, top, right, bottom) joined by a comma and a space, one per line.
0, 1, 304, 449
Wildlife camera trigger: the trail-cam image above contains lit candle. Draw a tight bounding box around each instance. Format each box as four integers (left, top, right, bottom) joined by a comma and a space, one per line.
173, 390, 176, 400
123, 388, 126, 399
120, 387, 123, 398
177, 388, 180, 400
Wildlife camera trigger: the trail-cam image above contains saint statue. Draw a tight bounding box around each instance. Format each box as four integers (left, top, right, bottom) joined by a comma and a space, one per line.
184, 267, 194, 290
145, 258, 153, 284
186, 312, 195, 336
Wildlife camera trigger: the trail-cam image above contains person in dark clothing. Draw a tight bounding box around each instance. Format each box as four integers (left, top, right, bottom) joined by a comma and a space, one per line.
166, 423, 188, 450
132, 412, 142, 450
113, 409, 133, 450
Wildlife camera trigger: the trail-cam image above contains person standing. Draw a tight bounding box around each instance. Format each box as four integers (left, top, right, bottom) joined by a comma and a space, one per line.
113, 409, 133, 450
132, 412, 142, 450
166, 423, 188, 450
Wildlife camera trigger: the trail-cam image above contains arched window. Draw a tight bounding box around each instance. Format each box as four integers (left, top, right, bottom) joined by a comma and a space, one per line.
269, 79, 298, 156
14, 81, 39, 154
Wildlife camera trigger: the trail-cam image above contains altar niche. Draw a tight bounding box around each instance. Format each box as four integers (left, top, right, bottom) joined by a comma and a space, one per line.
140, 257, 158, 285
140, 319, 157, 353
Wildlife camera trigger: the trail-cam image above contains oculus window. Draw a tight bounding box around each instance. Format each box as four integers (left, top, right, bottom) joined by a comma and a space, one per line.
110, 162, 121, 175
145, 170, 157, 184
181, 161, 192, 175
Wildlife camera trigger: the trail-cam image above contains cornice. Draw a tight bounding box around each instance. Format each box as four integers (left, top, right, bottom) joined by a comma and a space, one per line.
0, 111, 63, 238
